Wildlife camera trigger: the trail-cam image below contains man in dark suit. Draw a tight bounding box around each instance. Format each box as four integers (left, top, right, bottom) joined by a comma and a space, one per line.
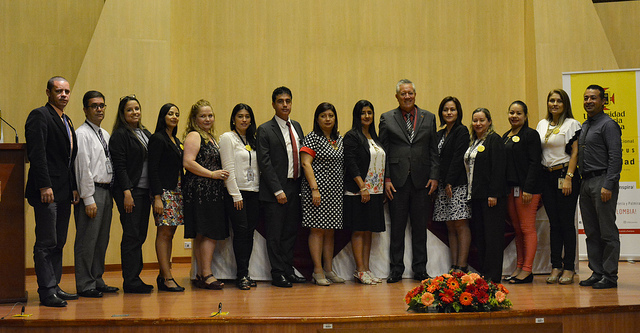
379, 79, 439, 283
25, 76, 80, 307
256, 86, 306, 287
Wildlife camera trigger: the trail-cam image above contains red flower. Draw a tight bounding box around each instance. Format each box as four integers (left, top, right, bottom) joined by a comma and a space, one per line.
475, 278, 489, 292
459, 292, 473, 306
439, 289, 455, 304
465, 284, 477, 294
497, 283, 509, 294
475, 290, 489, 304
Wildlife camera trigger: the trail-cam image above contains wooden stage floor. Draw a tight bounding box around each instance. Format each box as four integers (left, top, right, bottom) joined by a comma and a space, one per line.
2, 261, 640, 332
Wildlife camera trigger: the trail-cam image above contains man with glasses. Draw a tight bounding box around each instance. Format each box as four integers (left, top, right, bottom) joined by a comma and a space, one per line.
25, 76, 80, 307
73, 91, 119, 298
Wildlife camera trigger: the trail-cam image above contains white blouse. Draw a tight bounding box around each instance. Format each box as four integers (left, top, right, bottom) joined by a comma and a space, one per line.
536, 118, 581, 168
219, 131, 260, 202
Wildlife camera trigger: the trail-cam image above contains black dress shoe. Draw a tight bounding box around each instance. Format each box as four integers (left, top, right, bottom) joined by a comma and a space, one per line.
592, 278, 617, 289
248, 277, 257, 287
387, 273, 402, 283
414, 272, 431, 281
41, 294, 67, 307
97, 285, 119, 293
57, 289, 79, 300
124, 284, 154, 294
285, 274, 306, 283
271, 275, 292, 288
579, 275, 602, 287
79, 289, 103, 298
509, 273, 533, 284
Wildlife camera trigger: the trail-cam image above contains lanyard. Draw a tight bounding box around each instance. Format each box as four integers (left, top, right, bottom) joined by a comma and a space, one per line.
86, 121, 111, 160
234, 130, 252, 166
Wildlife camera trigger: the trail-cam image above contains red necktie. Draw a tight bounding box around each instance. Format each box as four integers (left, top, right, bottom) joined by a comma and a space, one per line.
287, 121, 299, 179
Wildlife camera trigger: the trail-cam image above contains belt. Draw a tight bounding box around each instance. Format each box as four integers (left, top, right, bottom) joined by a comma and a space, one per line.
94, 182, 111, 189
582, 169, 606, 180
545, 162, 569, 172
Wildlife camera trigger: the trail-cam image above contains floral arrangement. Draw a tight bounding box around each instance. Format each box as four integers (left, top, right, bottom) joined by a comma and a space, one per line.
405, 272, 512, 313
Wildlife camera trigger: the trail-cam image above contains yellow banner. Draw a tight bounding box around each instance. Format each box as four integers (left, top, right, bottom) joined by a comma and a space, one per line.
570, 71, 638, 186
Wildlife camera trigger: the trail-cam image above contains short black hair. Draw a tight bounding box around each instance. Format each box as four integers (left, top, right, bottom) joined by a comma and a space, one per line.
312, 102, 339, 140
47, 76, 68, 90
82, 90, 105, 108
272, 86, 292, 103
586, 84, 605, 100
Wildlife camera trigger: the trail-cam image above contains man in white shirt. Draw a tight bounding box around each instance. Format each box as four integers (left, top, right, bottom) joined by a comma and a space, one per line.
73, 91, 118, 297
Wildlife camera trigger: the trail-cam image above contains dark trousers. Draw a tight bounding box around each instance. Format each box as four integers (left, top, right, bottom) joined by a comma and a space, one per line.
262, 180, 301, 277
29, 198, 71, 301
471, 197, 506, 283
74, 187, 113, 292
580, 174, 620, 282
226, 191, 259, 278
388, 179, 429, 275
113, 187, 151, 288
541, 169, 580, 270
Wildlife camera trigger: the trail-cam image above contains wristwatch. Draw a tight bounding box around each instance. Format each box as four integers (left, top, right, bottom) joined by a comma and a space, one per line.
566, 172, 574, 178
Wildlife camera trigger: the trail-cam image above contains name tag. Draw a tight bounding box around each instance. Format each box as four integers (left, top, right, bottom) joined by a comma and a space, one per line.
558, 178, 564, 190
513, 186, 520, 198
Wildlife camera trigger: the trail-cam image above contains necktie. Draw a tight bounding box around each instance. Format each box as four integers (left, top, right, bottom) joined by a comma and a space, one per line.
405, 112, 415, 143
63, 115, 73, 166
287, 121, 299, 179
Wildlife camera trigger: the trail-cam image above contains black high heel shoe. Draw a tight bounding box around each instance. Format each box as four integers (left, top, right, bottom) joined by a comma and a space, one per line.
509, 273, 533, 284
157, 275, 185, 292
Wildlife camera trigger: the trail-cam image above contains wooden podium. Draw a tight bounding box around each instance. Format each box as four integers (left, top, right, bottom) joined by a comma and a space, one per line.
0, 143, 27, 303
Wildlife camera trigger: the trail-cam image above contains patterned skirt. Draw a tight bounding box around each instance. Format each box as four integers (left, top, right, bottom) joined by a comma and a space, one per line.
433, 183, 472, 222
154, 182, 184, 227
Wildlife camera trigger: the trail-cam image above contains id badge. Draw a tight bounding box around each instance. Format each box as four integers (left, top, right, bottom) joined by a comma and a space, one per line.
106, 160, 114, 174
513, 186, 520, 198
557, 178, 564, 190
246, 168, 255, 182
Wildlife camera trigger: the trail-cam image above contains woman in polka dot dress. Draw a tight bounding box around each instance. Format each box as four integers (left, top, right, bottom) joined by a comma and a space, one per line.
300, 102, 344, 286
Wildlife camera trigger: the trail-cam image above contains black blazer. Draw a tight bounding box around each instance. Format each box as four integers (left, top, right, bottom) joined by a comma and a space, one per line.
469, 132, 507, 199
25, 103, 78, 203
109, 126, 152, 192
148, 131, 184, 196
379, 106, 439, 188
256, 116, 304, 202
343, 129, 384, 193
437, 124, 469, 187
502, 126, 543, 194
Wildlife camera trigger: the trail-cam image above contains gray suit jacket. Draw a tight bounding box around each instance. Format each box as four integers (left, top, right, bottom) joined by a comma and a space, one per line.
379, 106, 439, 188
256, 116, 304, 202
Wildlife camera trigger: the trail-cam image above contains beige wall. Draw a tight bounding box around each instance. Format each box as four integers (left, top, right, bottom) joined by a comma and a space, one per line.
1, 0, 637, 271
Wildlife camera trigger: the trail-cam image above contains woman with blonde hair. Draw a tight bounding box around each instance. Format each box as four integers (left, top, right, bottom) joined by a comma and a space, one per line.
182, 99, 229, 290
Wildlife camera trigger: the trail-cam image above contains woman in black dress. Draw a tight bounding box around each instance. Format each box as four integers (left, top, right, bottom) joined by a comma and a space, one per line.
182, 99, 229, 290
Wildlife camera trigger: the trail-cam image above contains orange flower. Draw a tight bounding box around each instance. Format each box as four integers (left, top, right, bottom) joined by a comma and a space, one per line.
434, 276, 445, 283
426, 282, 438, 293
460, 274, 474, 284
442, 273, 453, 279
421, 292, 435, 306
469, 273, 481, 282
498, 284, 509, 294
447, 278, 460, 290
459, 292, 473, 306
495, 291, 506, 303
404, 294, 412, 304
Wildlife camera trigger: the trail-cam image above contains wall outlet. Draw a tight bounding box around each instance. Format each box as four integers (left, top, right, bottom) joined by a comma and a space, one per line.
184, 241, 192, 249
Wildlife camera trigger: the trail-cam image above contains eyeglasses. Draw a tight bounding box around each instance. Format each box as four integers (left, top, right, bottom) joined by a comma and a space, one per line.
120, 94, 137, 101
88, 104, 107, 110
